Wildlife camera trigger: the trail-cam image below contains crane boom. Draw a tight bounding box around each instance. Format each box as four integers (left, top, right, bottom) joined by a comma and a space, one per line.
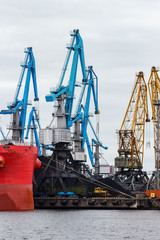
40, 30, 107, 171
148, 66, 160, 168
115, 72, 149, 169
45, 29, 87, 129
0, 47, 39, 143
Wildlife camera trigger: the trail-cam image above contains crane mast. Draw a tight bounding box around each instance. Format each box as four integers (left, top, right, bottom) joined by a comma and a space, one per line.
39, 29, 89, 179
45, 29, 87, 129
0, 47, 39, 146
34, 30, 109, 197
148, 66, 160, 169
39, 30, 107, 179
115, 72, 149, 169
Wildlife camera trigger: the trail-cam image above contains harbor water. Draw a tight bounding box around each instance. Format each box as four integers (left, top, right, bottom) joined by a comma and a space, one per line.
0, 209, 160, 240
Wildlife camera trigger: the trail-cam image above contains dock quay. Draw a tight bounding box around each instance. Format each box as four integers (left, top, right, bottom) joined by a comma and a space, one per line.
34, 196, 160, 210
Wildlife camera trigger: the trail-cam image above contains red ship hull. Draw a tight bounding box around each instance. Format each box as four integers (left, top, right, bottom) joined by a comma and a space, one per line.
0, 145, 41, 211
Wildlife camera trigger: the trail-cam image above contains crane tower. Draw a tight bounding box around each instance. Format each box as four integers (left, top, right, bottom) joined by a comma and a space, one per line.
114, 72, 149, 190
148, 66, 160, 189
115, 72, 149, 169
148, 66, 160, 168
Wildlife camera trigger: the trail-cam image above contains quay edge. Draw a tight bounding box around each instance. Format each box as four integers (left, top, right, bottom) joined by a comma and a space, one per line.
34, 195, 160, 210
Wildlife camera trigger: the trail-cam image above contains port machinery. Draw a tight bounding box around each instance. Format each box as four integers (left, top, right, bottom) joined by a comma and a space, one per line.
0, 31, 133, 206
147, 66, 160, 190
1, 35, 160, 209
114, 71, 150, 191
33, 29, 128, 198
0, 47, 41, 149
114, 67, 160, 193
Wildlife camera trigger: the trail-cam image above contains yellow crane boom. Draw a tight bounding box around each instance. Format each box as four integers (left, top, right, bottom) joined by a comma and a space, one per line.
148, 66, 160, 168
115, 72, 149, 169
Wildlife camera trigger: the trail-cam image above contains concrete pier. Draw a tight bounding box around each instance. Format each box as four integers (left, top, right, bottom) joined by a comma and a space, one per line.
34, 196, 160, 210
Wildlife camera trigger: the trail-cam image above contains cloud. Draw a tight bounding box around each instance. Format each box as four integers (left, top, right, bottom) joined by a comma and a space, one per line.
0, 0, 159, 170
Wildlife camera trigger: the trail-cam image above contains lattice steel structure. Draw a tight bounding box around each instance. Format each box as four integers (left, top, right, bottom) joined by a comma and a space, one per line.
115, 72, 149, 169
148, 66, 160, 168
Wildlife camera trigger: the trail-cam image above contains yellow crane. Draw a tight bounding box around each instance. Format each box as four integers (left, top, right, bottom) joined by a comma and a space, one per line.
115, 71, 149, 169
148, 66, 160, 168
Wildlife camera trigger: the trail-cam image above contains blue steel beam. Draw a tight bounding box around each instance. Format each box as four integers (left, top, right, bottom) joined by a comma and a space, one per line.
81, 66, 99, 148
46, 86, 69, 102
65, 31, 87, 128
25, 107, 34, 139
25, 107, 41, 156
30, 49, 39, 101
32, 116, 42, 156
57, 34, 76, 90
0, 129, 5, 140
20, 60, 32, 140
14, 50, 29, 105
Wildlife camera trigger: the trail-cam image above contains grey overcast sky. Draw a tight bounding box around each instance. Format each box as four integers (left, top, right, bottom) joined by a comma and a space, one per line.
0, 0, 159, 171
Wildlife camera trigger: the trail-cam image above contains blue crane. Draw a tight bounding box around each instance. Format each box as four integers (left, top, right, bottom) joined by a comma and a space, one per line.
0, 47, 39, 143
42, 30, 107, 171
45, 30, 107, 167
45, 29, 87, 129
